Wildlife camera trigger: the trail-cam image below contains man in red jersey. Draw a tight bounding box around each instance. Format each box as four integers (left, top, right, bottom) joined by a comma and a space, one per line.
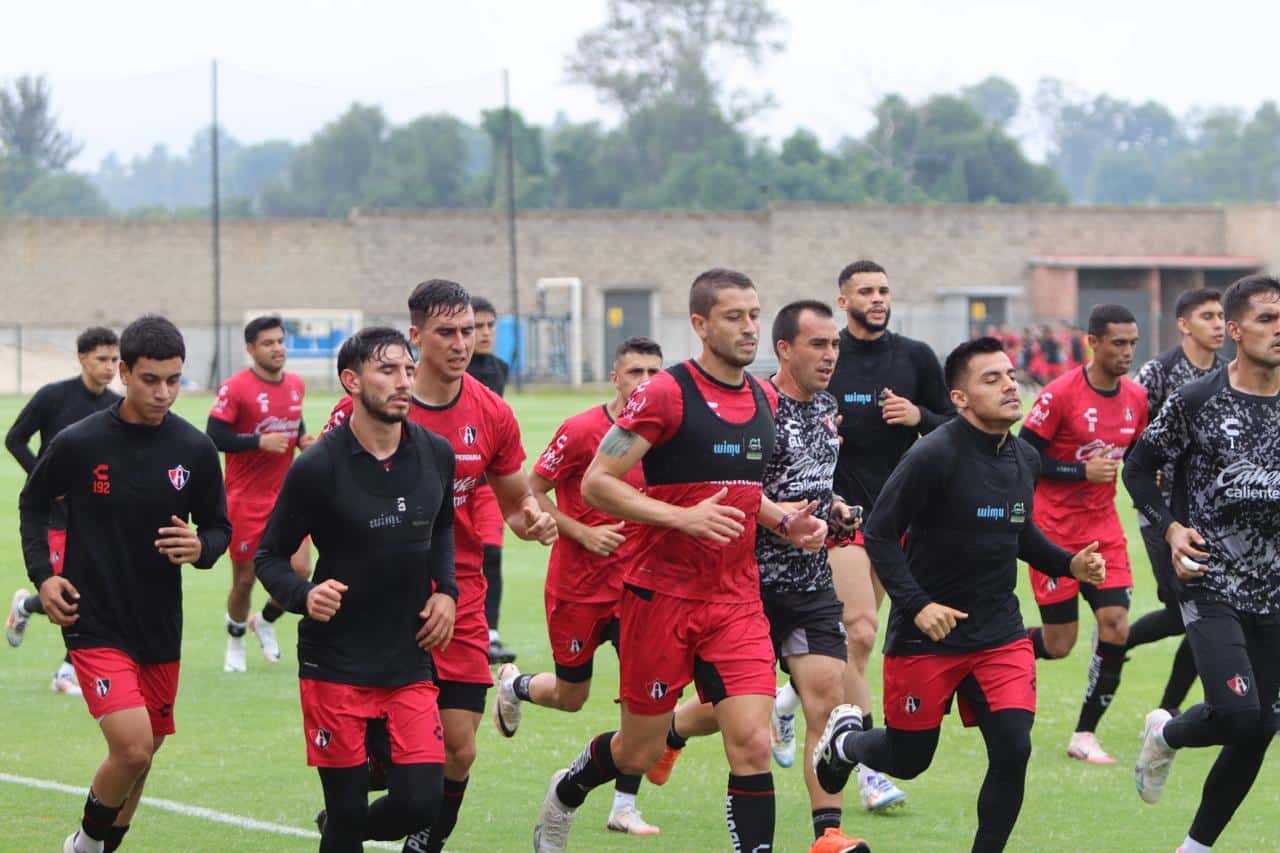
1020, 304, 1149, 763
324, 280, 556, 853
532, 269, 828, 853
493, 336, 663, 836
207, 315, 315, 673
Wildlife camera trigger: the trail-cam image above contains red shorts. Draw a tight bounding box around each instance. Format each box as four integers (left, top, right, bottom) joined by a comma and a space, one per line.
299, 678, 444, 768
882, 638, 1036, 731
431, 574, 492, 686
473, 483, 504, 549
48, 528, 67, 575
69, 648, 180, 736
545, 589, 618, 674
228, 497, 275, 563
618, 585, 775, 715
1029, 537, 1132, 606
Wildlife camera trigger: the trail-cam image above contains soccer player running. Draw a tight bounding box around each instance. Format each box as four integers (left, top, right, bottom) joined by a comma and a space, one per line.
813, 336, 1106, 853
1019, 304, 1148, 763
821, 259, 952, 810
642, 301, 871, 853
493, 336, 663, 836
1125, 275, 1280, 853
465, 296, 517, 664
326, 280, 556, 853
532, 269, 829, 853
7, 327, 120, 696
1126, 289, 1225, 714
206, 315, 315, 672
18, 316, 230, 853
257, 327, 457, 853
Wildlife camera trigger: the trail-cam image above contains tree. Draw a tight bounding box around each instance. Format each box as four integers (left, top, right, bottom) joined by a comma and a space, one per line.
7, 172, 109, 217
962, 76, 1020, 127
361, 115, 470, 208
260, 103, 387, 217
0, 75, 82, 171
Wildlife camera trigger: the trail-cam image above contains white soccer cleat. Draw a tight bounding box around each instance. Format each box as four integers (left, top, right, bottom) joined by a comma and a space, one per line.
494, 662, 522, 737
770, 701, 796, 769
64, 830, 103, 853
6, 588, 31, 648
51, 666, 83, 697
858, 766, 907, 812
1136, 708, 1176, 805
224, 635, 247, 673
606, 803, 660, 835
534, 769, 577, 852
813, 703, 863, 794
1067, 730, 1116, 764
249, 613, 281, 662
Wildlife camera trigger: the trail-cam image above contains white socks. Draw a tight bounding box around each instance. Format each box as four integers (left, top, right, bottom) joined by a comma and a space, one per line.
611, 790, 637, 813
1180, 837, 1210, 853
774, 681, 800, 716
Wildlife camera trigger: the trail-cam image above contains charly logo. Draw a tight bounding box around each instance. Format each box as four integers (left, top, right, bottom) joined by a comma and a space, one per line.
1082, 407, 1099, 433
1010, 501, 1026, 523
746, 436, 763, 460
257, 392, 270, 414
1221, 417, 1241, 450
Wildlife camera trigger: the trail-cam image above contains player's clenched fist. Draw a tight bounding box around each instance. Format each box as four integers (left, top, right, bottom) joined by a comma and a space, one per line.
1069, 541, 1106, 585
306, 579, 348, 622
914, 602, 968, 642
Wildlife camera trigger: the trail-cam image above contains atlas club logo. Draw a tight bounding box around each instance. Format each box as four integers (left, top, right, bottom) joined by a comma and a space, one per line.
646, 680, 668, 701
1227, 673, 1250, 697
168, 465, 190, 491
96, 678, 111, 698
460, 424, 477, 446
311, 727, 332, 749
904, 694, 920, 715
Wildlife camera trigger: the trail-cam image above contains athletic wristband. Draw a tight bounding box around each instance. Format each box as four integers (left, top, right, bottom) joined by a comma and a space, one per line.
776, 512, 795, 537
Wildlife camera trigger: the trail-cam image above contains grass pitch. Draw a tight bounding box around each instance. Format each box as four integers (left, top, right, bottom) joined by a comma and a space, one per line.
0, 390, 1276, 851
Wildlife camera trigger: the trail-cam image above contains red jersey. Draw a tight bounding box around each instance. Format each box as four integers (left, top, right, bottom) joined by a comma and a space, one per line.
325, 374, 525, 577
1022, 366, 1149, 541
209, 368, 306, 500
534, 404, 646, 603
616, 360, 778, 604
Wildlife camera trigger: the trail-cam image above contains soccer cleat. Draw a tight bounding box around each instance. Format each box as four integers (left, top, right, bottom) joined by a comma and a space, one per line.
1136, 708, 1176, 805
606, 804, 660, 835
314, 808, 327, 835
488, 636, 517, 664
1067, 730, 1116, 764
534, 769, 577, 852
645, 745, 683, 785
249, 612, 281, 662
494, 662, 522, 737
64, 830, 102, 853
771, 702, 797, 768
813, 704, 863, 795
858, 766, 907, 812
51, 667, 83, 697
6, 588, 31, 648
224, 635, 247, 673
810, 826, 872, 853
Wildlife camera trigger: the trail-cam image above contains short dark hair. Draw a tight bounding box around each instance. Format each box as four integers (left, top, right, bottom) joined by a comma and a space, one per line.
944, 336, 1006, 390
336, 326, 414, 381
1174, 288, 1222, 320
838, 259, 886, 288
119, 315, 185, 367
689, 268, 755, 317
1087, 304, 1137, 338
408, 279, 471, 327
771, 300, 834, 355
1223, 274, 1280, 323
614, 336, 663, 364
471, 296, 497, 318
243, 315, 284, 344
76, 326, 118, 354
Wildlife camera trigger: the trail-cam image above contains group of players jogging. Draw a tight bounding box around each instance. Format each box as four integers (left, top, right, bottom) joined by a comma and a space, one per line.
7, 261, 1279, 853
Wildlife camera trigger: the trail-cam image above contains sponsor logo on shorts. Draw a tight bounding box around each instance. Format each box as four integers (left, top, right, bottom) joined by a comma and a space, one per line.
168, 465, 190, 491
904, 694, 920, 715
96, 678, 111, 698
1227, 673, 1250, 697
646, 680, 669, 701
311, 727, 332, 749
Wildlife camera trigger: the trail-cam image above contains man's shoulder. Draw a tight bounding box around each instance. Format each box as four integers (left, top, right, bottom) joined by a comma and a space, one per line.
1176, 368, 1228, 415
893, 332, 943, 365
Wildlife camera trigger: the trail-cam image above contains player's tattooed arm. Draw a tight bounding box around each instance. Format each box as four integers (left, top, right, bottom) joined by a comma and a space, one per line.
599, 425, 638, 456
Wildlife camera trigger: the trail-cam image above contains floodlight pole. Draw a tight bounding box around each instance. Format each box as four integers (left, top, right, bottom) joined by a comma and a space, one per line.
503, 68, 521, 391
209, 58, 223, 389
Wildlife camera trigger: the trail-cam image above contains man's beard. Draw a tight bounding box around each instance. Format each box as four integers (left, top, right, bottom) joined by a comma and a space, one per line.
849, 306, 891, 333
360, 389, 408, 424
709, 337, 756, 368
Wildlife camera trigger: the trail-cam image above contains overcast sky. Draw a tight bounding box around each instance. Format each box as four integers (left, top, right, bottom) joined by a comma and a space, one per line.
5, 0, 1277, 170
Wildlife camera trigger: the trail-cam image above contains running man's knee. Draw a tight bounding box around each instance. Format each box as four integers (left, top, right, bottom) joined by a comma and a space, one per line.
845, 614, 879, 661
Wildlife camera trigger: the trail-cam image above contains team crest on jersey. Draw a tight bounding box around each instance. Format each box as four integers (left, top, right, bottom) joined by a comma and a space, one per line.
904, 694, 920, 715
1124, 407, 1134, 422
646, 680, 669, 701
96, 678, 111, 698
310, 727, 332, 749
460, 424, 477, 446
1227, 673, 1250, 697
291, 389, 300, 402
168, 465, 190, 491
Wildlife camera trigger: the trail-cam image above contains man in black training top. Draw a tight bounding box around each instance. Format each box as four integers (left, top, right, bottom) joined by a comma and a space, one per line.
813, 337, 1105, 853
820, 259, 952, 810
7, 326, 121, 696
1125, 288, 1225, 716
467, 295, 517, 664
19, 315, 230, 853
257, 326, 458, 853
1127, 275, 1280, 853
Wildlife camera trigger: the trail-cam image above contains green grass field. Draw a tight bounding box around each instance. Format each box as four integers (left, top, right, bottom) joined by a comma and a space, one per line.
1, 390, 1276, 852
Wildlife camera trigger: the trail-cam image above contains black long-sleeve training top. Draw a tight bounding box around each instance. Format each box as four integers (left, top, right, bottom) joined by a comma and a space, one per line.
828, 329, 953, 512
864, 417, 1075, 655
205, 414, 308, 453
18, 404, 230, 663
255, 420, 459, 687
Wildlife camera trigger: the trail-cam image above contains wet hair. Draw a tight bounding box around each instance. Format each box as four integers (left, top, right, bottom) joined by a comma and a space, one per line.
1223, 274, 1280, 323
76, 326, 118, 354
119, 315, 185, 367
614, 336, 663, 364
243, 315, 284, 344
689, 268, 755, 318
408, 279, 471, 327
944, 336, 1005, 389
837, 259, 886, 288
1087, 304, 1137, 338
1174, 288, 1222, 320
771, 300, 834, 356
336, 326, 413, 380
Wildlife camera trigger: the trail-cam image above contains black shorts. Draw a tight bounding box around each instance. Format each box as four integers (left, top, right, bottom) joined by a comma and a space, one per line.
435, 679, 489, 714
761, 587, 848, 674
1037, 584, 1132, 625
1139, 522, 1182, 613
1182, 598, 1280, 730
